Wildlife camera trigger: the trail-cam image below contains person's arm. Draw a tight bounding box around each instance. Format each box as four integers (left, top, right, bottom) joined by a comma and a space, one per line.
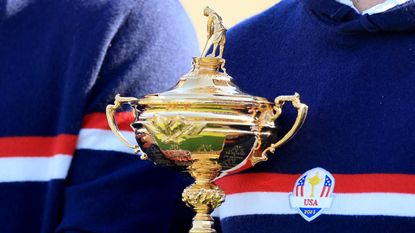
56, 1, 198, 232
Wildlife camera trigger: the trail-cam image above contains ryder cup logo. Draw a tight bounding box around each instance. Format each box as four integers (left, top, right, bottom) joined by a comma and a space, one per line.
289, 167, 335, 221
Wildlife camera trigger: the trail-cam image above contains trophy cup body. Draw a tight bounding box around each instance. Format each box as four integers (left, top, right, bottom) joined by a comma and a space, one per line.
106, 8, 308, 233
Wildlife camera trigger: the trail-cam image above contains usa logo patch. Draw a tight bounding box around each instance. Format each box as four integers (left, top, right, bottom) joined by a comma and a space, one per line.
289, 167, 335, 221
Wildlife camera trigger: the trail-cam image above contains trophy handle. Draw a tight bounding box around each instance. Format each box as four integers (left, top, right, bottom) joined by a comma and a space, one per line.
106, 94, 145, 157
253, 93, 308, 165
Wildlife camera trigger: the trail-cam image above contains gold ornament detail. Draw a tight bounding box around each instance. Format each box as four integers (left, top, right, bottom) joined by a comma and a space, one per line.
144, 115, 206, 144
182, 185, 225, 210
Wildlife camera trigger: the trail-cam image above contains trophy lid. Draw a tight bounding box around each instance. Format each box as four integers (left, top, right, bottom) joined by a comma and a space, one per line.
138, 6, 271, 109
138, 57, 271, 108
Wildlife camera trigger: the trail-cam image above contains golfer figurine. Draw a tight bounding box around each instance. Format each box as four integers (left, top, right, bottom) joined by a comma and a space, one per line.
201, 6, 227, 58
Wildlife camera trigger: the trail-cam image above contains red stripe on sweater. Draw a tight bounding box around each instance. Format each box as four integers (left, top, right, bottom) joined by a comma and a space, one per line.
215, 173, 415, 195
0, 134, 78, 157
82, 112, 134, 131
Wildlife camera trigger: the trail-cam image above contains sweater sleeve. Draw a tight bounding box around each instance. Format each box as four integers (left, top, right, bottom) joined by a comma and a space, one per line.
56, 1, 198, 232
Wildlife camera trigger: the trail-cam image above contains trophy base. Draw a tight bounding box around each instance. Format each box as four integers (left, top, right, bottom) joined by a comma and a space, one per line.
182, 154, 225, 233
190, 219, 216, 233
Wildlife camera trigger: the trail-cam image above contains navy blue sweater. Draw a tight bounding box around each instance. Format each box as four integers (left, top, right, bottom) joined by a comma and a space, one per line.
0, 0, 198, 232
213, 0, 415, 232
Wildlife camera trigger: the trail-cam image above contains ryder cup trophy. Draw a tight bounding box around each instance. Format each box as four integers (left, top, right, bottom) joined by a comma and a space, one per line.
106, 7, 308, 233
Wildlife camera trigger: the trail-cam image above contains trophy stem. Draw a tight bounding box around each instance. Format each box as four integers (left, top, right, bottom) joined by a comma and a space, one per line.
182, 154, 225, 233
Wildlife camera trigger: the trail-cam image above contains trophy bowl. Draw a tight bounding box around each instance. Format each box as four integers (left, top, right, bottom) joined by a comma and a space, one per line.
106, 7, 308, 233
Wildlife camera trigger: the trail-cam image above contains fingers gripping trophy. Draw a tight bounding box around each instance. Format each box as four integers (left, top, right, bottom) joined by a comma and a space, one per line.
106, 7, 308, 233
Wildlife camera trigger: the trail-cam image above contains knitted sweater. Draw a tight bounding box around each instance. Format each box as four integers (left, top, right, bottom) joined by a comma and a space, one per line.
0, 0, 198, 232
214, 0, 415, 232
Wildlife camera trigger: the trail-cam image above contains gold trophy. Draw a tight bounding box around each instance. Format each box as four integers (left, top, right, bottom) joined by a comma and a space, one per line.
106, 7, 308, 233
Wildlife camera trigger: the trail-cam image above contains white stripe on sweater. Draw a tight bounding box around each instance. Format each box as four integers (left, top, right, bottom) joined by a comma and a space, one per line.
76, 128, 136, 154
0, 129, 135, 182
212, 192, 415, 219
0, 154, 72, 182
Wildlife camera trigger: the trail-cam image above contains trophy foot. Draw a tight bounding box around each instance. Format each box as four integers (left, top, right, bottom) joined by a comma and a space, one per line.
183, 184, 224, 233
182, 154, 225, 233
189, 219, 216, 233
